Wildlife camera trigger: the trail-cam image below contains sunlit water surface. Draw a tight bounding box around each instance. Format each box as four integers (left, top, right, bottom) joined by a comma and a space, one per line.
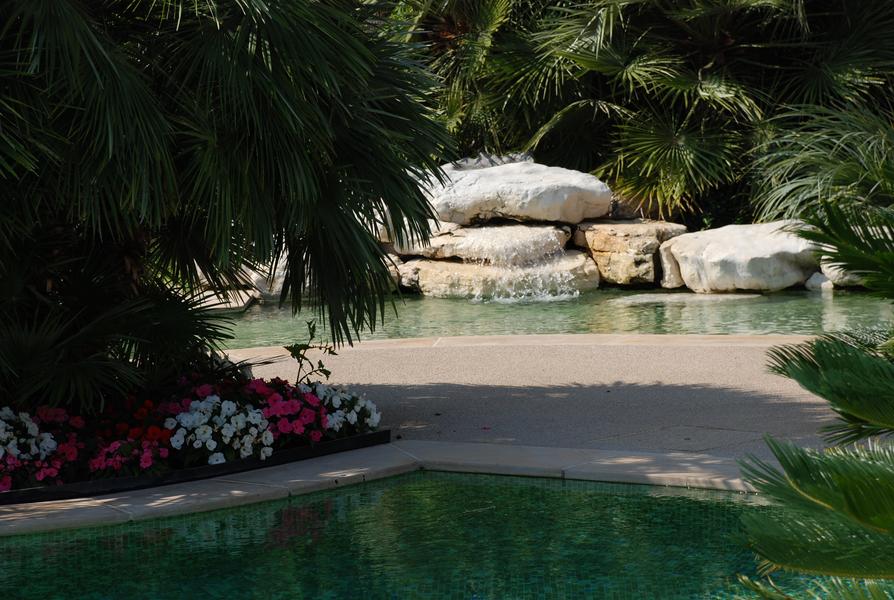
1, 472, 827, 599
227, 289, 892, 348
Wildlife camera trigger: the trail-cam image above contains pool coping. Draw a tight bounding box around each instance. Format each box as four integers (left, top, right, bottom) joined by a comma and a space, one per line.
0, 440, 752, 537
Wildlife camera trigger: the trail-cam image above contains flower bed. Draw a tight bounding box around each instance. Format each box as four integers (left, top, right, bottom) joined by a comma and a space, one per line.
0, 375, 383, 502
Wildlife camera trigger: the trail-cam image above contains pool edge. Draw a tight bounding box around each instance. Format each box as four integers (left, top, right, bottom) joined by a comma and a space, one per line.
0, 440, 753, 537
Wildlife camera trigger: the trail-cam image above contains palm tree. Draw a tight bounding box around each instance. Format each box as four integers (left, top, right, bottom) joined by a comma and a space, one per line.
738, 204, 894, 599
393, 0, 894, 221
0, 0, 451, 411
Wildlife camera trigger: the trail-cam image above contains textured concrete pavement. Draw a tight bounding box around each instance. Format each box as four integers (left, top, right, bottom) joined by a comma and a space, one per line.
228, 334, 833, 461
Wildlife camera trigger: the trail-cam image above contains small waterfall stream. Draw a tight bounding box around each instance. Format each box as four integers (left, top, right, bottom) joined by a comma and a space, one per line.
448, 225, 581, 302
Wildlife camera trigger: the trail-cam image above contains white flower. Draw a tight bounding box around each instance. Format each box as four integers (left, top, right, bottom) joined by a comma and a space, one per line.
205, 394, 221, 405
369, 412, 381, 428
261, 430, 274, 446
208, 452, 225, 465
221, 423, 236, 440
346, 411, 357, 425
205, 438, 217, 451
192, 439, 203, 449
194, 425, 213, 441
239, 445, 253, 459
260, 446, 273, 460
220, 400, 237, 418
246, 410, 263, 425
0, 407, 13, 420
164, 418, 178, 430
231, 414, 247, 430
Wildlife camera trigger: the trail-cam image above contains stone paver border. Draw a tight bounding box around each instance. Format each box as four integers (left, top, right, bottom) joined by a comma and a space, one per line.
0, 440, 752, 537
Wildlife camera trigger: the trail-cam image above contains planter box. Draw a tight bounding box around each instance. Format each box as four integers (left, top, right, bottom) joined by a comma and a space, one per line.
0, 429, 390, 506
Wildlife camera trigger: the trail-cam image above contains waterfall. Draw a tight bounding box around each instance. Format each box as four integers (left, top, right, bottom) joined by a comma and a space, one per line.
450, 225, 581, 302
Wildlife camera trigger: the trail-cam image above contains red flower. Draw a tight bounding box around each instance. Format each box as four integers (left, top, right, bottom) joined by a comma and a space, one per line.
145, 426, 162, 442
115, 422, 130, 435
128, 427, 143, 440
143, 399, 154, 409
69, 416, 85, 429
134, 407, 148, 420
160, 429, 173, 444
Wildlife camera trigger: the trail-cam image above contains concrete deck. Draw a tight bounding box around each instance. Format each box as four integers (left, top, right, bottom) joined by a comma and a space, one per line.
1, 333, 827, 536
229, 333, 832, 461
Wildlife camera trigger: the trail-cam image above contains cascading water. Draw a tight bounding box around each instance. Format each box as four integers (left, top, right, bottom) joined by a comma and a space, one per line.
445, 225, 584, 302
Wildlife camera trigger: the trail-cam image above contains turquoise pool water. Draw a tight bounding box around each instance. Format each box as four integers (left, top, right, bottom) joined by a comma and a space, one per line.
227, 289, 892, 348
1, 472, 819, 599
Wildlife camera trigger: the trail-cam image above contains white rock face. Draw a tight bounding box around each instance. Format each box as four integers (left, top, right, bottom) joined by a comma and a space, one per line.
392, 224, 571, 266
805, 271, 834, 292
199, 289, 261, 312
573, 219, 687, 285
426, 161, 613, 225
609, 292, 762, 305
250, 252, 402, 298
397, 250, 599, 299
821, 259, 864, 287
658, 221, 820, 293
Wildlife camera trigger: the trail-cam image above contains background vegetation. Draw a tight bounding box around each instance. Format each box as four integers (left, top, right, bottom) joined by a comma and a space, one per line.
390, 0, 894, 224
0, 0, 450, 412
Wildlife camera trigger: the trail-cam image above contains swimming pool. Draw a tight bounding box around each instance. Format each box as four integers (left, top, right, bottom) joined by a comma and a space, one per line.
2, 472, 819, 598
227, 289, 892, 348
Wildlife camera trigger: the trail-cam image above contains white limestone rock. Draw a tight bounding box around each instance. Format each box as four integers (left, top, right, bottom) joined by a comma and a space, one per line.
392, 224, 571, 266
397, 250, 599, 299
573, 219, 687, 285
805, 271, 834, 292
426, 161, 613, 225
657, 221, 819, 293
610, 292, 762, 305
821, 258, 864, 288
199, 288, 261, 312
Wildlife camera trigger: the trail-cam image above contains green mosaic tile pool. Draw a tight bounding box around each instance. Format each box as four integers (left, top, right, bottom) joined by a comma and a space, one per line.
1, 472, 819, 599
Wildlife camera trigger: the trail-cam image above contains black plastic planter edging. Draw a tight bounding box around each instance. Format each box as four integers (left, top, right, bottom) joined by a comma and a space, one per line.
0, 429, 390, 506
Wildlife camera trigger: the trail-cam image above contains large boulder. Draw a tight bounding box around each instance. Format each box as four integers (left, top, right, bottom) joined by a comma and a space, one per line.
392, 224, 571, 266
199, 288, 261, 312
573, 219, 687, 285
821, 258, 864, 288
425, 161, 613, 225
397, 250, 599, 299
250, 253, 403, 299
805, 271, 834, 292
658, 221, 820, 293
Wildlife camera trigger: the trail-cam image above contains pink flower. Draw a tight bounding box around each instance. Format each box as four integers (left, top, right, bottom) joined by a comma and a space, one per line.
139, 454, 153, 470
310, 431, 322, 443
159, 448, 169, 459
304, 393, 320, 407
299, 408, 316, 425
195, 384, 214, 398
277, 418, 292, 434
291, 421, 305, 436
268, 392, 283, 404
0, 475, 11, 492
69, 416, 85, 429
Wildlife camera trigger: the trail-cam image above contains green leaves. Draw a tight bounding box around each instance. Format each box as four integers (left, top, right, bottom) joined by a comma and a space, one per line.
1, 0, 452, 410
742, 203, 894, 596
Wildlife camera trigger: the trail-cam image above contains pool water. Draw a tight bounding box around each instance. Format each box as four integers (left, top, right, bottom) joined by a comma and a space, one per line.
1, 472, 820, 599
227, 289, 892, 348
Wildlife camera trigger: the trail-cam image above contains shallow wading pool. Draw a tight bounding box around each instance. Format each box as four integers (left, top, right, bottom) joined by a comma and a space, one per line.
2, 472, 818, 599
227, 289, 892, 348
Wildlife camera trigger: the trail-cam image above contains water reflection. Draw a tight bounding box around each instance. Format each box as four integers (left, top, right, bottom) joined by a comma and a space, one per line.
228, 289, 893, 348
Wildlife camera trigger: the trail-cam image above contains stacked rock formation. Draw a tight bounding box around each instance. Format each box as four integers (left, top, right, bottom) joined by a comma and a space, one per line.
221, 156, 861, 310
